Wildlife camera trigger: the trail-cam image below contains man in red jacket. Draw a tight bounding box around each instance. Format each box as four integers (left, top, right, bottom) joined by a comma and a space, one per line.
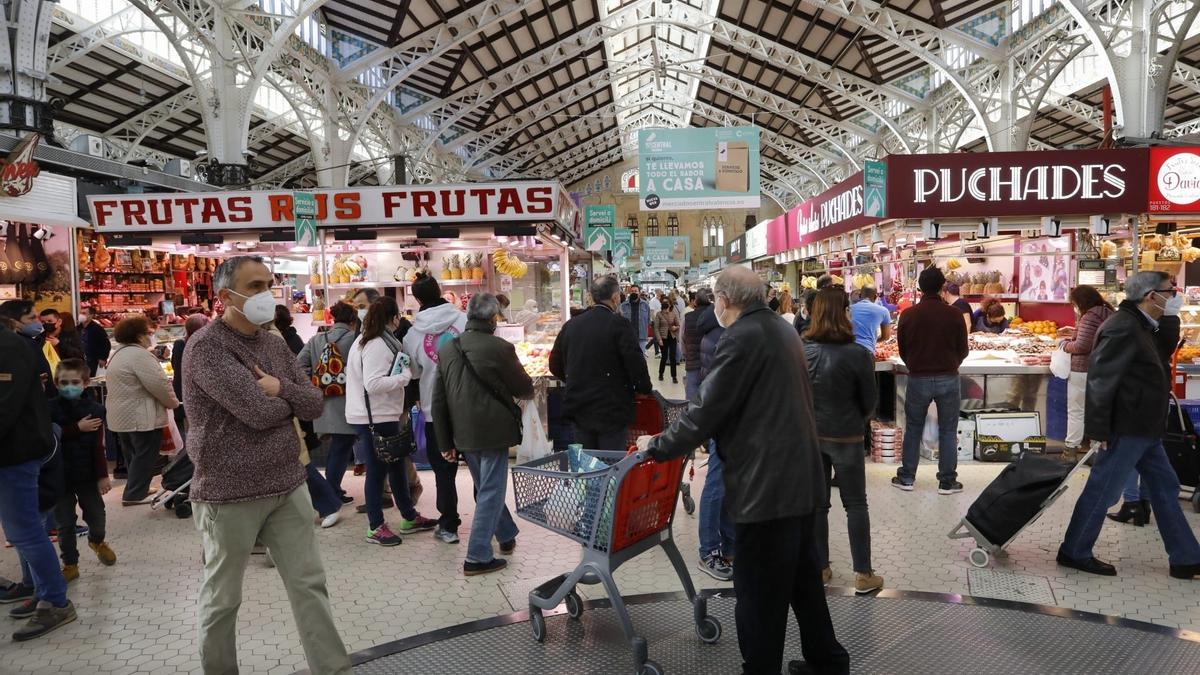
893, 266, 969, 494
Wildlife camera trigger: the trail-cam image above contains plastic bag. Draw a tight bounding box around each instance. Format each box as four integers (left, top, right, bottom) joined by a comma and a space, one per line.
1049, 345, 1071, 380
517, 401, 553, 464
162, 412, 183, 455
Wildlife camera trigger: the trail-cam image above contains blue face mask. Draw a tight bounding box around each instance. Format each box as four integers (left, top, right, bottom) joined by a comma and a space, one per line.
59, 384, 85, 400
19, 321, 43, 338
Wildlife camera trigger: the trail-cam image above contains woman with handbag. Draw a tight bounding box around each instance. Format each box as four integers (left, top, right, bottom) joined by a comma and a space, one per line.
432, 294, 535, 575
345, 297, 437, 546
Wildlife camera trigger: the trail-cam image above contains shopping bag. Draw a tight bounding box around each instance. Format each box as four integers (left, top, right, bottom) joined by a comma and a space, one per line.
516, 401, 553, 464
1049, 346, 1071, 380
161, 414, 183, 455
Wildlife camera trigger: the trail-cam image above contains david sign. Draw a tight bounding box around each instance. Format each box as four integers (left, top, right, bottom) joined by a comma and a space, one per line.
1149, 147, 1200, 213
886, 149, 1148, 218
89, 182, 575, 232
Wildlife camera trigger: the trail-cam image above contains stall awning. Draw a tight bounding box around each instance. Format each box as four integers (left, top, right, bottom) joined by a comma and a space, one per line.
0, 171, 89, 228
0, 205, 89, 229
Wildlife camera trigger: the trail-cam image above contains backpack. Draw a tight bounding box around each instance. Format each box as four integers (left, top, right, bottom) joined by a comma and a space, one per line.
312, 332, 347, 397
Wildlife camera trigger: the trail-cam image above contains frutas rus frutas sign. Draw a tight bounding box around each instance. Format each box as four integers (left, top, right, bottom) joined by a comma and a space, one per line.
88, 182, 575, 232
638, 127, 760, 210
885, 149, 1149, 218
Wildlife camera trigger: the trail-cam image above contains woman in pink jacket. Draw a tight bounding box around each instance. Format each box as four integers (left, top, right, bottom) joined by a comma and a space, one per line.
1059, 285, 1114, 459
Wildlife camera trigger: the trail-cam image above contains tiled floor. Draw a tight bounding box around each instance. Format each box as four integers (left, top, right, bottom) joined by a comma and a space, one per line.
2, 357, 1199, 673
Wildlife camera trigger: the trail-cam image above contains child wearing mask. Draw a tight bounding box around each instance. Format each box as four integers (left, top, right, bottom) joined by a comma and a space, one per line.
48, 359, 116, 583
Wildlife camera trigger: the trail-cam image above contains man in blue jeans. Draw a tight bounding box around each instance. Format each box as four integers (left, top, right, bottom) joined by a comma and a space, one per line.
1058, 271, 1200, 579
0, 320, 77, 640
893, 266, 969, 494
694, 294, 734, 580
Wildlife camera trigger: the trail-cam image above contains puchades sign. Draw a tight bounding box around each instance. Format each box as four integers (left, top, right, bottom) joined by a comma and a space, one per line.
1149, 147, 1200, 213
87, 182, 576, 233
886, 149, 1149, 219
638, 127, 761, 210
778, 171, 882, 253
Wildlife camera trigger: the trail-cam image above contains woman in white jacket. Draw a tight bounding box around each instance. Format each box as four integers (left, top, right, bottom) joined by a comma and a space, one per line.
345, 296, 436, 546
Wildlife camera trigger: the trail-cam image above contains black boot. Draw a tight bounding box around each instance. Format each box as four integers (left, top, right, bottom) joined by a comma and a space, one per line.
1106, 501, 1146, 526
1136, 499, 1152, 526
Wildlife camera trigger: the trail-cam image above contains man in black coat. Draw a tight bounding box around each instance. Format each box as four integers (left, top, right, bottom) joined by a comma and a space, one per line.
641, 266, 848, 675
549, 276, 652, 451
1058, 270, 1200, 579
77, 307, 111, 377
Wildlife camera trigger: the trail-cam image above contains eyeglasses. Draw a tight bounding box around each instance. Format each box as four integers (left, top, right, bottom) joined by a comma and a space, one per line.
1154, 287, 1179, 297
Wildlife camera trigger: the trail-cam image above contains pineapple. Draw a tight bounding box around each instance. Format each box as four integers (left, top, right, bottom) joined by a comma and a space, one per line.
441, 255, 453, 280
449, 254, 462, 280
985, 270, 1004, 295
471, 252, 485, 281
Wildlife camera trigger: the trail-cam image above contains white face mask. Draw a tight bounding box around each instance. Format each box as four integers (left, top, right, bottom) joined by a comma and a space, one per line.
1163, 293, 1185, 317
227, 289, 276, 325
357, 308, 369, 323
714, 295, 732, 328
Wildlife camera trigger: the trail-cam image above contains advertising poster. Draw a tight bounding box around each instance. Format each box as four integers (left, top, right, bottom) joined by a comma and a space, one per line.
583, 205, 616, 252
643, 235, 691, 268
1018, 237, 1071, 302
1149, 147, 1200, 213
638, 127, 761, 210
612, 228, 633, 267
863, 160, 887, 218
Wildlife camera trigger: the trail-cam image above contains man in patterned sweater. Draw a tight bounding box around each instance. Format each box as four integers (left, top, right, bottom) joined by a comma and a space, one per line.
182, 256, 350, 674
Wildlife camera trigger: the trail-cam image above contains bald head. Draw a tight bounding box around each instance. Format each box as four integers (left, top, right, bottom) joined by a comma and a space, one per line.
715, 266, 766, 310
184, 313, 210, 338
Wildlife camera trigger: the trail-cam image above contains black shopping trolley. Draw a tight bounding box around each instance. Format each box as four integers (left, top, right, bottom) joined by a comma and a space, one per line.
513, 445, 720, 675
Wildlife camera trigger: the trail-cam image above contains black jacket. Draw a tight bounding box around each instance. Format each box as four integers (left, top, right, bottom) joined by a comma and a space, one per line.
0, 324, 55, 467
683, 305, 717, 373
280, 325, 305, 355
172, 338, 187, 401
650, 303, 825, 523
49, 395, 108, 484
1085, 302, 1179, 442
698, 314, 725, 383
804, 340, 877, 439
549, 305, 653, 433
433, 320, 535, 452
81, 320, 111, 375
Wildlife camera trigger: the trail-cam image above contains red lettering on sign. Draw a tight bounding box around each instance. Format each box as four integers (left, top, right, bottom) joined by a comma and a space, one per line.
148, 200, 172, 225
469, 188, 495, 214
440, 189, 465, 216
526, 187, 552, 213
334, 193, 361, 220
176, 197, 200, 224
269, 194, 292, 222
200, 197, 226, 223
497, 188, 523, 214
382, 192, 407, 218
412, 191, 436, 217
93, 201, 117, 227
228, 196, 252, 222
123, 201, 147, 226
314, 193, 330, 220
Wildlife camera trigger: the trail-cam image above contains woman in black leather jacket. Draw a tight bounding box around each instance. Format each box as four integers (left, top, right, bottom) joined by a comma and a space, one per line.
802, 287, 883, 595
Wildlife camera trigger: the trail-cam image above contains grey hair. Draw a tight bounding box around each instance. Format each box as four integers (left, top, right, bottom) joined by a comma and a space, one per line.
467, 293, 503, 321
694, 287, 714, 307
1125, 270, 1169, 301
590, 275, 620, 305
715, 267, 766, 309
213, 255, 265, 292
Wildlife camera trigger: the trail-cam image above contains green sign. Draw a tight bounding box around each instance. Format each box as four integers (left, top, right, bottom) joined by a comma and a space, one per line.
612, 229, 633, 267
583, 205, 616, 253
293, 191, 318, 246
863, 160, 887, 219
638, 127, 760, 211
642, 235, 690, 268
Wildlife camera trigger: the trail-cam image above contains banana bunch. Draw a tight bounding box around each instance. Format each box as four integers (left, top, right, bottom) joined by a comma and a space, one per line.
492, 248, 529, 278
851, 273, 873, 290
801, 275, 818, 289
946, 258, 963, 270
830, 274, 844, 286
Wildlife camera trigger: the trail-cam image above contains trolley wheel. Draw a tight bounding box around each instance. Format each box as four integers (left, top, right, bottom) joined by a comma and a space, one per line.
565, 591, 584, 619
639, 659, 663, 675
682, 495, 696, 515
969, 548, 990, 568
1193, 492, 1200, 514
696, 615, 721, 644
529, 608, 546, 643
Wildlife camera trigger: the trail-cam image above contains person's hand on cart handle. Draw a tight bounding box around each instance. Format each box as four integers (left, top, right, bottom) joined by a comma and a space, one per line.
636, 435, 654, 453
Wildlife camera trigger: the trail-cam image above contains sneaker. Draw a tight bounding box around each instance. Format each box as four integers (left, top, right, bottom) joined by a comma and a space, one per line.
90, 541, 117, 566
697, 552, 733, 581
366, 523, 402, 547
854, 571, 884, 594
355, 496, 394, 514
320, 512, 340, 529
75, 525, 89, 537
339, 494, 354, 505
7, 599, 36, 620
821, 566, 832, 586
398, 515, 437, 534
937, 481, 964, 495
12, 601, 76, 642
464, 558, 507, 576
499, 538, 516, 554
434, 527, 460, 544
61, 565, 79, 583
891, 476, 914, 491
0, 582, 33, 604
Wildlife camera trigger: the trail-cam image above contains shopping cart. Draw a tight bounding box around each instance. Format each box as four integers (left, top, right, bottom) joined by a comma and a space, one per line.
628, 393, 696, 515
513, 447, 720, 675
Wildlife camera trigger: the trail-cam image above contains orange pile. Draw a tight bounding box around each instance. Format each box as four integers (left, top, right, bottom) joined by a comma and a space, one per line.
1021, 320, 1058, 335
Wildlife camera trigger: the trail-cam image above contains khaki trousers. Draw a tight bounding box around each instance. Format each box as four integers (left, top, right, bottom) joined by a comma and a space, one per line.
193, 486, 351, 675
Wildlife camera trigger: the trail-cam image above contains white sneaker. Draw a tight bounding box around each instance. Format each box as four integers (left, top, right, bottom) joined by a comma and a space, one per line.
321, 512, 340, 529
434, 526, 460, 544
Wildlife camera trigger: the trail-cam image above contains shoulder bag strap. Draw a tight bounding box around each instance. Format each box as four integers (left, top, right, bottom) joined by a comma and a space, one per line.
451, 339, 521, 421
359, 345, 376, 431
